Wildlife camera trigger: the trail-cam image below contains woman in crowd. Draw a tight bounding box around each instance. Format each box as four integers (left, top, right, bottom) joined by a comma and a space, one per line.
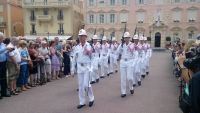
62, 41, 72, 77
18, 40, 31, 91
28, 41, 38, 87
50, 41, 60, 80
34, 43, 41, 84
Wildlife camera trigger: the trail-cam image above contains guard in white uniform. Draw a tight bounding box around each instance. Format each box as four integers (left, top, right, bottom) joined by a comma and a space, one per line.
116, 32, 134, 98
90, 35, 101, 84
109, 37, 119, 74
144, 37, 152, 75
100, 36, 110, 78
132, 35, 141, 86
139, 36, 147, 78
71, 29, 94, 109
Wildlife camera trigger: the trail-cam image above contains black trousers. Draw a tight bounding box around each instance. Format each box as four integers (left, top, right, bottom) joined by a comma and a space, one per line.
0, 61, 7, 95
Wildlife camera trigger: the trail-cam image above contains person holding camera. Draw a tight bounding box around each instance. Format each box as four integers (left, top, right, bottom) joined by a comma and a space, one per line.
62, 42, 72, 77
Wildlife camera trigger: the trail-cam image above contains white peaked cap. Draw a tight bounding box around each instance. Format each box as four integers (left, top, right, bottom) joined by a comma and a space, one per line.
93, 35, 98, 39
139, 36, 144, 40
102, 36, 107, 40
78, 29, 87, 36
124, 32, 130, 38
133, 34, 139, 39
143, 37, 147, 40
112, 37, 116, 41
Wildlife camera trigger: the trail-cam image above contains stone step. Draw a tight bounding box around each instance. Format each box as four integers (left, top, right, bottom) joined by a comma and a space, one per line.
152, 47, 166, 51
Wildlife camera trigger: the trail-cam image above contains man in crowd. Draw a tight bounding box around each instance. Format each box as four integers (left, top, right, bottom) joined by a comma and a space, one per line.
71, 29, 94, 109
39, 41, 51, 83
0, 32, 13, 99
7, 37, 21, 95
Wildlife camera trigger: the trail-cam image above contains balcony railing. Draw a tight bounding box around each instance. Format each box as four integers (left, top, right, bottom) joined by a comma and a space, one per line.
23, 1, 70, 8
37, 15, 52, 21
30, 16, 36, 21
58, 30, 64, 35
0, 22, 6, 27
30, 31, 36, 35
57, 15, 64, 20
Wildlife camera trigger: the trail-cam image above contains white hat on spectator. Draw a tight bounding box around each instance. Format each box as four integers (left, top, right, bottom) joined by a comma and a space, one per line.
133, 35, 139, 39
41, 41, 47, 44
124, 32, 130, 38
112, 37, 116, 41
139, 36, 144, 40
143, 37, 147, 41
102, 36, 107, 40
78, 29, 87, 36
93, 35, 98, 39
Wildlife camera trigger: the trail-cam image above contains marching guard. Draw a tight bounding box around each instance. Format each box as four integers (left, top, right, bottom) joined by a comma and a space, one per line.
132, 35, 141, 86
139, 36, 147, 79
109, 37, 119, 74
100, 36, 110, 78
71, 29, 94, 109
144, 37, 152, 75
90, 35, 100, 84
116, 32, 134, 98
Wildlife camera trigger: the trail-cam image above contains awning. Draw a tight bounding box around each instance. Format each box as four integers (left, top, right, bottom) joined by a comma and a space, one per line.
24, 35, 72, 40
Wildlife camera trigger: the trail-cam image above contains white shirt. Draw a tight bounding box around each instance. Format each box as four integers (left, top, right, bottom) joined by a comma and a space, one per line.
7, 43, 21, 63
100, 43, 110, 57
110, 43, 118, 54
71, 42, 93, 69
116, 42, 134, 59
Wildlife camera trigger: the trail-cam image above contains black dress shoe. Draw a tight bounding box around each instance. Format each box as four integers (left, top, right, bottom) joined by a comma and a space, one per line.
96, 78, 99, 82
146, 72, 149, 75
130, 89, 134, 94
141, 75, 145, 78
133, 84, 136, 87
77, 89, 79, 91
100, 76, 105, 78
138, 81, 141, 86
109, 72, 113, 74
121, 94, 126, 98
77, 104, 85, 109
2, 94, 11, 97
89, 100, 94, 107
90, 81, 95, 84
115, 70, 118, 73
107, 73, 110, 76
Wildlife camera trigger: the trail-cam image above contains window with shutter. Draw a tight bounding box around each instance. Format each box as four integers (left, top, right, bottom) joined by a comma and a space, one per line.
110, 0, 115, 5
89, 0, 94, 6
122, 0, 127, 5
99, 14, 104, 23
110, 14, 115, 23
0, 5, 3, 12
89, 14, 94, 23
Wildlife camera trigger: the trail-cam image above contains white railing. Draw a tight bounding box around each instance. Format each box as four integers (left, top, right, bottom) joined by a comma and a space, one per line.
23, 1, 69, 7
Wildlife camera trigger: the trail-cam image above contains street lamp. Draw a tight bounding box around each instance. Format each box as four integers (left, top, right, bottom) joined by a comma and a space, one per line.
47, 32, 49, 41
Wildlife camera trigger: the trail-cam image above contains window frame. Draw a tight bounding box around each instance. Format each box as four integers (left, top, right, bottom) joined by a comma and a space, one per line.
89, 14, 94, 23
110, 14, 115, 23
110, 0, 115, 5
89, 0, 94, 6
99, 14, 104, 23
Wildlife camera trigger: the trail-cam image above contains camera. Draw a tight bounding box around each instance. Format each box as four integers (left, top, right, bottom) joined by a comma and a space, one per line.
184, 47, 200, 69
11, 48, 15, 51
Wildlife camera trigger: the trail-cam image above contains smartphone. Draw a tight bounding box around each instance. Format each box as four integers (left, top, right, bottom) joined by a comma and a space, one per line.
190, 47, 196, 54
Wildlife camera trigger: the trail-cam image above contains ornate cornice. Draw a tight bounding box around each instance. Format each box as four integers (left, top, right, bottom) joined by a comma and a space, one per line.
136, 8, 147, 12
170, 27, 182, 31
119, 9, 129, 13
171, 7, 183, 11
97, 10, 106, 13
186, 26, 198, 31
107, 10, 117, 13
187, 6, 199, 10
87, 10, 96, 13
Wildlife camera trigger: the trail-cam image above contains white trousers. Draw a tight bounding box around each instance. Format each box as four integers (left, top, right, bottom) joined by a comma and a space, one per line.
91, 69, 99, 81
100, 57, 109, 77
78, 71, 94, 105
110, 55, 118, 73
91, 58, 99, 81
120, 65, 134, 94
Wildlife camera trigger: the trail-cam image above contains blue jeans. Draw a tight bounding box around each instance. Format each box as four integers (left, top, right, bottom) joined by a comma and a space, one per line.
18, 64, 29, 86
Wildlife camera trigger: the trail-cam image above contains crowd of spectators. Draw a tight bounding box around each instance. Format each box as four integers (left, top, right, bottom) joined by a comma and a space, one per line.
171, 34, 200, 113
0, 32, 76, 98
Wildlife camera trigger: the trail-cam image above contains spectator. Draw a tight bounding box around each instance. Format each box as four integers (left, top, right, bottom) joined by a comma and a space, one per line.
34, 43, 42, 84
3, 38, 10, 46
18, 40, 31, 91
39, 41, 51, 82
184, 39, 195, 52
7, 37, 21, 95
28, 41, 38, 87
62, 42, 72, 77
36, 37, 41, 46
54, 37, 63, 77
0, 32, 13, 99
50, 40, 60, 80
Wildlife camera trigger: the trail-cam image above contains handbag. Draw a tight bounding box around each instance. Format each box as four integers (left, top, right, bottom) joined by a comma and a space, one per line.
179, 93, 190, 113
28, 60, 33, 68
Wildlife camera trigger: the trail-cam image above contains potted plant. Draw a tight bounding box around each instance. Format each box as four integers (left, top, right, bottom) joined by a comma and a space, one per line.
165, 36, 171, 49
